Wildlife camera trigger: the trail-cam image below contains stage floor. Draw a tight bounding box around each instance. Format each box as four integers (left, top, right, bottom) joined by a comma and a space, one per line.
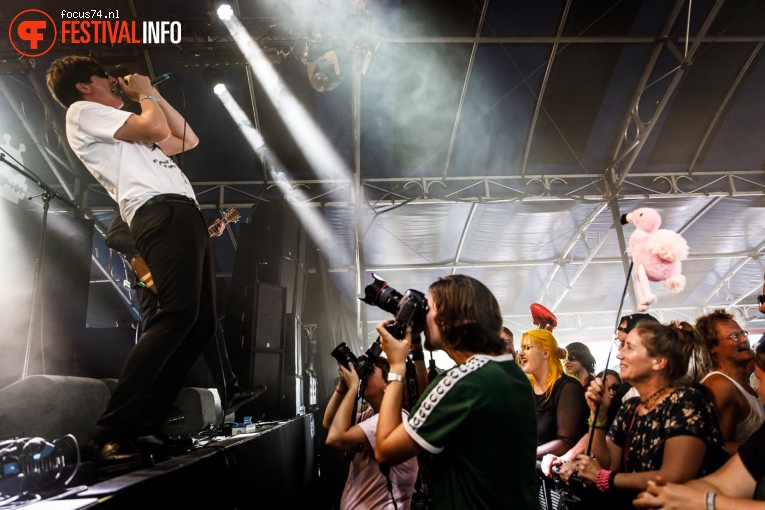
12, 415, 320, 509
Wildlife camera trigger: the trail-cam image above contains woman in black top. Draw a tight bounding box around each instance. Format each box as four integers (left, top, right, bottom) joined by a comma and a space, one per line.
519, 329, 589, 458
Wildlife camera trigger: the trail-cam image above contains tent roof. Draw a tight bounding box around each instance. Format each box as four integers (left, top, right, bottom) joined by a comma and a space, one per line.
1, 0, 763, 345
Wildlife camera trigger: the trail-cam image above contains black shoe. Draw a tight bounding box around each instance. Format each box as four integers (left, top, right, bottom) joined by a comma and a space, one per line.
135, 434, 194, 459
93, 440, 154, 476
135, 433, 195, 449
224, 385, 267, 416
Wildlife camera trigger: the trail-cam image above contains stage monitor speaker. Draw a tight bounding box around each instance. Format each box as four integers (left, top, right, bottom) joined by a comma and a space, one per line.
258, 254, 307, 317
241, 351, 284, 421
0, 375, 111, 446
251, 283, 286, 350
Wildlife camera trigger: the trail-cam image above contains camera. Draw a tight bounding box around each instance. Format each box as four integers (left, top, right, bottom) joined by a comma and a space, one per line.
330, 341, 382, 380
359, 273, 428, 340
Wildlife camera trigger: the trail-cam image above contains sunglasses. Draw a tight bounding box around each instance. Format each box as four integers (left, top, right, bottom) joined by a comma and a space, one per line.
566, 354, 579, 362
79, 67, 110, 82
758, 294, 765, 305
608, 384, 621, 392
617, 326, 628, 333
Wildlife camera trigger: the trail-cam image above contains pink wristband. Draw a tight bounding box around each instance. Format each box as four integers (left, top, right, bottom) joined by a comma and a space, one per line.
596, 469, 612, 493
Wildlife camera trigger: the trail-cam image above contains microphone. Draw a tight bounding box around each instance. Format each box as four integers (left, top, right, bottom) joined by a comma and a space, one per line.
150, 73, 171, 85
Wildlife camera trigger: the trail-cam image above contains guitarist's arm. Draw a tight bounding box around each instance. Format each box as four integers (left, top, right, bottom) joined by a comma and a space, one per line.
105, 213, 137, 258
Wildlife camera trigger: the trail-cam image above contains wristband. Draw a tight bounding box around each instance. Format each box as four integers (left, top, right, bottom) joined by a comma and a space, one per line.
410, 349, 425, 361
595, 469, 612, 493
335, 385, 347, 396
706, 492, 716, 510
387, 373, 405, 383
140, 95, 160, 103
608, 471, 617, 490
587, 417, 608, 430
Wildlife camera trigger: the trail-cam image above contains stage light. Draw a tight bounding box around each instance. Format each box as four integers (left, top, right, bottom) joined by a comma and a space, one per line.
217, 15, 352, 182
213, 84, 226, 95
203, 66, 226, 90
307, 50, 343, 92
217, 4, 234, 21
212, 88, 345, 261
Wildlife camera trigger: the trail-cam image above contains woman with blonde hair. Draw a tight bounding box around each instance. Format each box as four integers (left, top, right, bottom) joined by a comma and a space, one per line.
519, 329, 589, 458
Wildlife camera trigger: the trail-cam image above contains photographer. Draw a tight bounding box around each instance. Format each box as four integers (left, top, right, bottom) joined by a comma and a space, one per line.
323, 356, 418, 509
374, 275, 538, 509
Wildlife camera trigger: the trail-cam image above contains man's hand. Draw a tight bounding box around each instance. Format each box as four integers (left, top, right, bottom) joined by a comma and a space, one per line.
210, 219, 226, 237
376, 320, 411, 368
118, 74, 155, 102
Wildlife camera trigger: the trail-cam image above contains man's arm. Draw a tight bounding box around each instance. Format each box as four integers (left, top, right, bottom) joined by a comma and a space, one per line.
634, 455, 759, 509
703, 375, 744, 454
113, 74, 198, 154
151, 88, 199, 155
105, 213, 136, 256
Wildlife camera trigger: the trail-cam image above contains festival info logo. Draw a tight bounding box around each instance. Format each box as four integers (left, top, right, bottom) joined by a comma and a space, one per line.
9, 9, 183, 57
9, 9, 57, 57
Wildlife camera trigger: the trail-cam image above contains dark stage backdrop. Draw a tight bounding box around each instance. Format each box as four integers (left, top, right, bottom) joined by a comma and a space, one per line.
0, 200, 93, 390
225, 200, 357, 421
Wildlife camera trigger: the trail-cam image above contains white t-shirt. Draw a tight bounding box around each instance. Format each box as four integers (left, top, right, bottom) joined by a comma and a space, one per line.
66, 100, 196, 225
340, 408, 418, 510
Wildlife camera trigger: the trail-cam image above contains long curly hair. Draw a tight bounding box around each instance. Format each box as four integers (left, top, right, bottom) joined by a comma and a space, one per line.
522, 329, 568, 401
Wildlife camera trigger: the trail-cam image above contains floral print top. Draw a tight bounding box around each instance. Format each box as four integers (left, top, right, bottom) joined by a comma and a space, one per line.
607, 387, 729, 475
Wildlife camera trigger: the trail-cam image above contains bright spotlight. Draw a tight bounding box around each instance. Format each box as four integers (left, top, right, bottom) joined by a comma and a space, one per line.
217, 4, 234, 21
213, 83, 227, 95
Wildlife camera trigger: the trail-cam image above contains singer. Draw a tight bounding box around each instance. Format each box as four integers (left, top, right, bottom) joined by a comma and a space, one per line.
46, 56, 216, 476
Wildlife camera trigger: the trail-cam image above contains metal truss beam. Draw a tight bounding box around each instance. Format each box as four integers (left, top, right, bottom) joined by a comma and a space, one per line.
521, 0, 573, 178
442, 0, 489, 179
609, 0, 725, 190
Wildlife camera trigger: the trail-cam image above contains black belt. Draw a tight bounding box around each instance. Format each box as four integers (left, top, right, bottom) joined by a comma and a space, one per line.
140, 194, 199, 211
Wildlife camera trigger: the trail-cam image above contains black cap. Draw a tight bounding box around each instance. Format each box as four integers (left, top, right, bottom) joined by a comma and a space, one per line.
620, 313, 658, 333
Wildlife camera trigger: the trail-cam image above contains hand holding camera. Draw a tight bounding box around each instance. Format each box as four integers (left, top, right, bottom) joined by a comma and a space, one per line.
376, 319, 412, 370
337, 362, 360, 394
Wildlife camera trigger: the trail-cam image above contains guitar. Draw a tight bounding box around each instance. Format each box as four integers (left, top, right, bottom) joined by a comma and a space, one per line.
130, 207, 240, 295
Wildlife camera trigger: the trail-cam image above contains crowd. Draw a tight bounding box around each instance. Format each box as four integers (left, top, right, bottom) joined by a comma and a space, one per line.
323, 276, 765, 509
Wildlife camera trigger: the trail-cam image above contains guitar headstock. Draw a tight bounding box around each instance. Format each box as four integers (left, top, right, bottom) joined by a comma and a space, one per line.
222, 208, 240, 225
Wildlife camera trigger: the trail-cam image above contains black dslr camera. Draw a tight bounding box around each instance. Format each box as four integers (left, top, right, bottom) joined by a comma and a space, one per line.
330, 341, 382, 380
359, 273, 428, 340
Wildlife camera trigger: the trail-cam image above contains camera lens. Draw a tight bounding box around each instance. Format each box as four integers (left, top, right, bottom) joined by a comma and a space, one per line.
360, 273, 402, 315
330, 342, 357, 369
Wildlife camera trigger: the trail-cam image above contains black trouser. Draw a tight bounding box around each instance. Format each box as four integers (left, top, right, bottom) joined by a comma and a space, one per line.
136, 286, 240, 404
94, 198, 217, 443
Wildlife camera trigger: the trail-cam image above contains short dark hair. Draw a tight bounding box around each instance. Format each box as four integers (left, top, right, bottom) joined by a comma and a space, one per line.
596, 369, 621, 385
429, 275, 504, 355
501, 326, 513, 341
619, 313, 658, 334
565, 342, 596, 374
46, 55, 101, 108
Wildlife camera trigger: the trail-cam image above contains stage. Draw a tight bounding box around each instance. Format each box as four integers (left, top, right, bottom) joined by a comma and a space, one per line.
3, 414, 324, 510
